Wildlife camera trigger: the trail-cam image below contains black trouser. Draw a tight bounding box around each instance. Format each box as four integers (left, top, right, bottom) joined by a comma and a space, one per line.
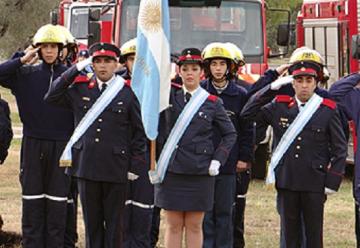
78, 178, 127, 248
355, 202, 360, 248
123, 163, 154, 248
233, 170, 251, 248
20, 136, 70, 248
277, 189, 325, 248
150, 207, 161, 248
64, 177, 78, 248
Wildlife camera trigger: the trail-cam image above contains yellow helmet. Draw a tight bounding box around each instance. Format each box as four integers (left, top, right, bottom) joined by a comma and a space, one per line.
225, 42, 245, 67
289, 47, 324, 66
56, 25, 76, 45
288, 47, 324, 79
121, 38, 136, 56
33, 24, 66, 47
202, 42, 234, 61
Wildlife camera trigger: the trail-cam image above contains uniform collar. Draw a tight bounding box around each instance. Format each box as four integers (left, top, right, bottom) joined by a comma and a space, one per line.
294, 95, 306, 110
182, 85, 199, 96
97, 75, 115, 90
202, 79, 238, 96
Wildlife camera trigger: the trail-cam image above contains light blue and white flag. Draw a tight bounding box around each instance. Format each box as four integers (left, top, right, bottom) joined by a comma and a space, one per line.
132, 0, 171, 140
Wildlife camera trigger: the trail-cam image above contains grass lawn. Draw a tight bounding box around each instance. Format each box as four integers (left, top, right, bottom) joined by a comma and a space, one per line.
0, 138, 356, 248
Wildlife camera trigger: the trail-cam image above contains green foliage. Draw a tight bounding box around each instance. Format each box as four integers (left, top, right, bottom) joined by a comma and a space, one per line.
265, 0, 303, 55
0, 0, 59, 59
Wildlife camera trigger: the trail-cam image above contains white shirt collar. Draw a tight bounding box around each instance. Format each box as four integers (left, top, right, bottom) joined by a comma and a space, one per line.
97, 75, 115, 90
295, 96, 306, 110
182, 85, 199, 96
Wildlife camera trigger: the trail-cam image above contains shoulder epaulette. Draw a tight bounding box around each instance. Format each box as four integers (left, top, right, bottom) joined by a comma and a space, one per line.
73, 75, 89, 84
321, 98, 336, 110
125, 79, 131, 87
207, 94, 218, 102
171, 82, 182, 89
275, 95, 292, 103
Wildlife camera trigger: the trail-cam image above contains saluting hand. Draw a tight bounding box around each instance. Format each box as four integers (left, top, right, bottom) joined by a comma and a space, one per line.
20, 46, 39, 65
275, 64, 290, 76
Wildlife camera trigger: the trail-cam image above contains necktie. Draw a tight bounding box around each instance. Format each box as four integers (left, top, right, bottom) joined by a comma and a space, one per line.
185, 92, 192, 103
101, 83, 107, 94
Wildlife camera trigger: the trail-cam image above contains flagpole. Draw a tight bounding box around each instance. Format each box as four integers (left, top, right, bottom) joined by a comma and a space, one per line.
150, 140, 156, 171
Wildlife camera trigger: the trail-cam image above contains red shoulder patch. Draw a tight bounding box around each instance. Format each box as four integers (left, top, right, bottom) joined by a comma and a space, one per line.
124, 79, 131, 87
275, 95, 292, 103
322, 98, 336, 110
171, 82, 182, 89
73, 75, 89, 84
207, 94, 218, 102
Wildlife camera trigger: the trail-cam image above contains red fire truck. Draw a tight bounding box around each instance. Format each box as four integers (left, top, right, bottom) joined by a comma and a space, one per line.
109, 0, 290, 83
297, 0, 360, 164
53, 0, 115, 47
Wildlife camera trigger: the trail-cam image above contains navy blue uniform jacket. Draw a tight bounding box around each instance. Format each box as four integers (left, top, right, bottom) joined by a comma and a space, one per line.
329, 73, 360, 201
0, 57, 73, 140
241, 85, 347, 192
157, 84, 237, 175
0, 98, 13, 163
201, 79, 253, 174
44, 65, 146, 183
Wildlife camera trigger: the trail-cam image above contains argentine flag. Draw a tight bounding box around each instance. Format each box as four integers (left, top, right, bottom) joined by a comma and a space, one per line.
132, 0, 171, 140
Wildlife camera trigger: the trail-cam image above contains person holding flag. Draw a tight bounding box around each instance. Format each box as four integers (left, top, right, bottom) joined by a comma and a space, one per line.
240, 48, 347, 247
44, 42, 146, 248
153, 48, 237, 248
119, 37, 155, 248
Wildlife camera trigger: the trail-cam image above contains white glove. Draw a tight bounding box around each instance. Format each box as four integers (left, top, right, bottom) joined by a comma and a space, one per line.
76, 56, 93, 71
325, 187, 336, 195
127, 172, 139, 181
208, 160, 221, 176
270, 75, 293, 90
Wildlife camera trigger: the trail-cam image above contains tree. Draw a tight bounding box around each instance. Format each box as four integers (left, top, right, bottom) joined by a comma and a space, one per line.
0, 0, 59, 59
265, 0, 303, 54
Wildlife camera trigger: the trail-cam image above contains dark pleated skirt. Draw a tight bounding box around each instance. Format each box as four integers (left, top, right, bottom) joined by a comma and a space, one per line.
154, 172, 215, 211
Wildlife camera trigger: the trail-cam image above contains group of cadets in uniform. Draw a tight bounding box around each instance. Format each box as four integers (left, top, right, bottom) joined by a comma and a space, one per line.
0, 22, 359, 248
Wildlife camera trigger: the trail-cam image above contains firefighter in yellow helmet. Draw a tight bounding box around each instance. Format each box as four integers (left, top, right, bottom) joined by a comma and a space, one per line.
56, 25, 78, 66
200, 42, 254, 248
0, 23, 74, 247
32, 23, 66, 64
119, 38, 136, 79
119, 37, 155, 248
241, 44, 347, 248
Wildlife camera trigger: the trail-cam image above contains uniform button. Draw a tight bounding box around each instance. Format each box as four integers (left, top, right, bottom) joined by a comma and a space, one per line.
95, 138, 100, 142
83, 106, 88, 110
295, 154, 299, 158
296, 145, 300, 149
118, 110, 122, 113
319, 165, 323, 169
121, 150, 125, 154
98, 118, 103, 122
297, 137, 302, 141
97, 128, 101, 132
204, 149, 207, 153
317, 129, 321, 132
175, 145, 179, 149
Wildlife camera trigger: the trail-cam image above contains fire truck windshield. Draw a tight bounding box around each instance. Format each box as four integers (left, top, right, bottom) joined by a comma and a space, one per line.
69, 5, 114, 40
118, 0, 263, 57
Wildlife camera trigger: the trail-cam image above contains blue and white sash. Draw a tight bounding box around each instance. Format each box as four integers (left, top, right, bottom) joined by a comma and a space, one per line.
266, 93, 323, 184
60, 75, 125, 167
149, 87, 210, 184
